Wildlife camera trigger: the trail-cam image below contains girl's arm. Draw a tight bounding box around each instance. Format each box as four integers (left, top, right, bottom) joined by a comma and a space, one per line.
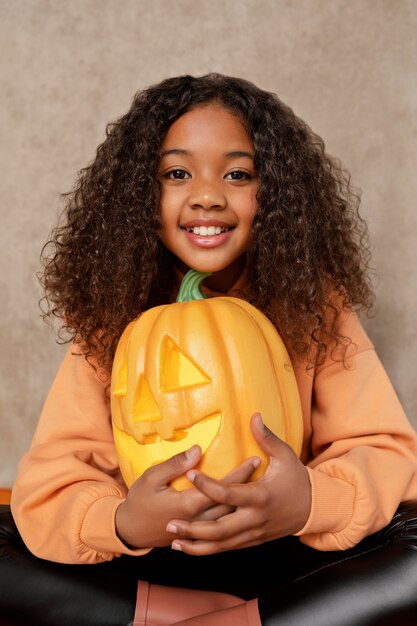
294, 310, 417, 550
10, 345, 149, 564
10, 345, 258, 563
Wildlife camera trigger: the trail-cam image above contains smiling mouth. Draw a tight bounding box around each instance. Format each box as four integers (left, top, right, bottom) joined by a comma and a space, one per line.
181, 225, 234, 236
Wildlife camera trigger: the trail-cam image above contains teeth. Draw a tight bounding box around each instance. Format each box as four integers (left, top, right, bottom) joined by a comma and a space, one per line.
183, 226, 230, 236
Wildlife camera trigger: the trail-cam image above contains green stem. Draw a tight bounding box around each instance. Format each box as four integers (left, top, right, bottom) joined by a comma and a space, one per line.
176, 270, 212, 302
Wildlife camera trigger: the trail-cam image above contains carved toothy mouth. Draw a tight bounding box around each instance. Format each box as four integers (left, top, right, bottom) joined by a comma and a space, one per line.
113, 412, 222, 485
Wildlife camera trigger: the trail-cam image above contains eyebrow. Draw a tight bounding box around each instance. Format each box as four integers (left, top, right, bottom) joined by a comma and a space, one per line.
224, 150, 254, 159
160, 148, 190, 157
160, 148, 254, 159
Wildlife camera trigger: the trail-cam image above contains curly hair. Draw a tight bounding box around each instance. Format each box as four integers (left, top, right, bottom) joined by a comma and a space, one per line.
40, 73, 374, 373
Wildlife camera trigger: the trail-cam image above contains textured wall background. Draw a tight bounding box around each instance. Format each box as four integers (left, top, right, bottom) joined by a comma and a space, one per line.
1, 0, 416, 488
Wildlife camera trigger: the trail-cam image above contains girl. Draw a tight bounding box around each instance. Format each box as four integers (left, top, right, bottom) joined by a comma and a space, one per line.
2, 73, 417, 625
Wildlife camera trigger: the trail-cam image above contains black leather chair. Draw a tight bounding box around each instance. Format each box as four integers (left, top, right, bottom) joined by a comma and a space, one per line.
1, 503, 417, 625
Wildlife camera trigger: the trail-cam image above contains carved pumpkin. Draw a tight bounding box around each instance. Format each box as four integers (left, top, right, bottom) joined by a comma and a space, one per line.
111, 270, 303, 490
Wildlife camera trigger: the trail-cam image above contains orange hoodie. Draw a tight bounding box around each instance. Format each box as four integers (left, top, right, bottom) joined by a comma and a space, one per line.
11, 275, 417, 564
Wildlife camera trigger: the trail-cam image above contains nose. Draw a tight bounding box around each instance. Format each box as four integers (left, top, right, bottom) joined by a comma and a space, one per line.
188, 179, 226, 211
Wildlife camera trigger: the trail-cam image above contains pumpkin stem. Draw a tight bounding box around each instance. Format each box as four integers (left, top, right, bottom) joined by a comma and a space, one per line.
177, 270, 212, 302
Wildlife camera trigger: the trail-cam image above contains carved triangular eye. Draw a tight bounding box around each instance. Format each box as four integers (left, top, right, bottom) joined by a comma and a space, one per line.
160, 336, 211, 392
113, 361, 128, 397
132, 376, 161, 423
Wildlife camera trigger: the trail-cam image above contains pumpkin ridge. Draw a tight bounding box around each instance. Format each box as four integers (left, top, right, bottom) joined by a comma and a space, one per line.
223, 297, 289, 443
205, 298, 240, 463
227, 298, 303, 456
202, 296, 272, 479
180, 300, 220, 432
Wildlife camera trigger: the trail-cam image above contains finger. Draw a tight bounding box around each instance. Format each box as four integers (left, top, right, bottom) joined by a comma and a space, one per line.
188, 457, 260, 516
146, 445, 202, 487
170, 526, 261, 556
186, 469, 242, 507
223, 457, 261, 484
250, 412, 289, 458
190, 466, 267, 509
171, 535, 259, 556
173, 457, 261, 520
167, 505, 259, 542
194, 503, 235, 521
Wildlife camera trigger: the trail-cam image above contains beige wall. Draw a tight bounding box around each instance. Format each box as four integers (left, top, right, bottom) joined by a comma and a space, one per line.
1, 0, 416, 488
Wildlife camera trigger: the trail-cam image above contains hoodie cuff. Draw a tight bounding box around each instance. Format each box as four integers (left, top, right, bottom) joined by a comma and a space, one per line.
80, 494, 152, 557
293, 467, 355, 537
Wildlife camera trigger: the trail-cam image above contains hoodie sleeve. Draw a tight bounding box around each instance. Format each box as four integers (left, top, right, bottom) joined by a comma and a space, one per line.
11, 345, 151, 564
294, 311, 417, 550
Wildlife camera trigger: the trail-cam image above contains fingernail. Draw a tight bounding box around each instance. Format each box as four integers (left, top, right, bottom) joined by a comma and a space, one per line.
253, 412, 262, 426
185, 445, 199, 461
166, 523, 177, 534
255, 413, 271, 433
186, 470, 196, 483
252, 457, 261, 469
172, 541, 182, 551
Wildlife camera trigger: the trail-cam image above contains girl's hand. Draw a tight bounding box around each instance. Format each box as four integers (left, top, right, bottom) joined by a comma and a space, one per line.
165, 412, 311, 556
115, 444, 260, 549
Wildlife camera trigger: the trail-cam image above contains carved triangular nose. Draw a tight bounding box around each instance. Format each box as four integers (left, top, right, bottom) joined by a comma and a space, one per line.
132, 375, 161, 423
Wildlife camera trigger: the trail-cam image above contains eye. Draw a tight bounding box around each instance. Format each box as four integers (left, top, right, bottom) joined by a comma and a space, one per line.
225, 169, 254, 181
164, 169, 191, 180
159, 336, 211, 392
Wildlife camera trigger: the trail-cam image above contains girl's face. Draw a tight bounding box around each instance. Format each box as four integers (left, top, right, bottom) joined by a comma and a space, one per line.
158, 104, 258, 292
